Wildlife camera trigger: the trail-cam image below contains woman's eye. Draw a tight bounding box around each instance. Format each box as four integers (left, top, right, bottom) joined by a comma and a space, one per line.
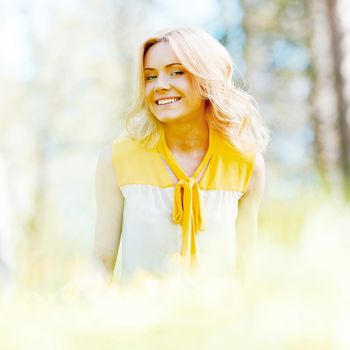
170, 71, 184, 76
145, 71, 183, 81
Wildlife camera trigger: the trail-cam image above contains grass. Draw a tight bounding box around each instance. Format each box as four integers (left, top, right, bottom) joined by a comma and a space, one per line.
1, 191, 349, 350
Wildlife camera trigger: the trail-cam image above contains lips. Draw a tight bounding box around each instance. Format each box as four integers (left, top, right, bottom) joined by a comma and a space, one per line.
155, 97, 182, 105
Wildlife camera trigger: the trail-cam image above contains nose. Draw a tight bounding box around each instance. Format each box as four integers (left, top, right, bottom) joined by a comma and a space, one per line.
154, 73, 170, 92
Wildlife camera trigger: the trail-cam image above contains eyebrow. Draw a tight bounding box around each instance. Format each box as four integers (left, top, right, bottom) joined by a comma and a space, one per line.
144, 63, 183, 71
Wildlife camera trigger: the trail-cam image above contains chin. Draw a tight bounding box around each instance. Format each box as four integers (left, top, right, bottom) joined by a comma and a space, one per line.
153, 113, 182, 123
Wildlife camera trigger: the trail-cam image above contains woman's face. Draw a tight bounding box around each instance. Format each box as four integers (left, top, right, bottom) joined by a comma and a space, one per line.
143, 41, 205, 124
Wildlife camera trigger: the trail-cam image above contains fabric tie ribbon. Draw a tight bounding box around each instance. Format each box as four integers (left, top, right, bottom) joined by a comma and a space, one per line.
173, 177, 206, 264
157, 127, 215, 267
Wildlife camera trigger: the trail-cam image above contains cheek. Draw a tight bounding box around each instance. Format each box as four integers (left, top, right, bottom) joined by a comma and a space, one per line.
144, 87, 154, 107
144, 87, 151, 100
187, 91, 203, 108
145, 80, 155, 95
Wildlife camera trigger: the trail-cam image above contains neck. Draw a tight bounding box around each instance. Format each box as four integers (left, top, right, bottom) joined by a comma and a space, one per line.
163, 106, 209, 154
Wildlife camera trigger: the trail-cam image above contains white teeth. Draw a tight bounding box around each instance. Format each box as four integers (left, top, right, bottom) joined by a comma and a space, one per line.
157, 98, 180, 105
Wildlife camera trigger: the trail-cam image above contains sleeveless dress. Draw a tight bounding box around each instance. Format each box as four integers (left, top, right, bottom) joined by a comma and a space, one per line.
111, 127, 255, 282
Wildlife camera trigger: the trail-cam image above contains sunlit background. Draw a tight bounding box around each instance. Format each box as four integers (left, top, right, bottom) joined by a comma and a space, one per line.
1, 0, 350, 349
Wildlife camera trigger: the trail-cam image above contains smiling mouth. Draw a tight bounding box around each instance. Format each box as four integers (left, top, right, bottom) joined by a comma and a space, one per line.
155, 97, 182, 106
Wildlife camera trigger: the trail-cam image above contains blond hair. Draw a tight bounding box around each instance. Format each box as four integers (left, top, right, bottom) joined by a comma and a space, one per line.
126, 27, 269, 152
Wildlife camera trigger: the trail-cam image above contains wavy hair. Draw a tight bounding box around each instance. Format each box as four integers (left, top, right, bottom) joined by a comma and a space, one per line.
125, 27, 269, 152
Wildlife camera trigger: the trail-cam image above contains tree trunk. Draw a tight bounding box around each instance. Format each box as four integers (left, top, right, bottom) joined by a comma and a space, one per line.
325, 0, 350, 200
309, 0, 342, 193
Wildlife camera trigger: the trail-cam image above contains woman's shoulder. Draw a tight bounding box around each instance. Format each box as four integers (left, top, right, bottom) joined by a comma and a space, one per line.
109, 133, 170, 187
216, 134, 256, 166
111, 134, 155, 160
112, 134, 144, 151
202, 133, 258, 192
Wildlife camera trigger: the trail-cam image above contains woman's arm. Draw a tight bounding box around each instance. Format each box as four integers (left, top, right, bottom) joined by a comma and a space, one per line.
236, 152, 265, 280
91, 144, 124, 282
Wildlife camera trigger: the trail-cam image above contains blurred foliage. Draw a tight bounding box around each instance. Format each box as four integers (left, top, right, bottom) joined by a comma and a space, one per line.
1, 198, 350, 349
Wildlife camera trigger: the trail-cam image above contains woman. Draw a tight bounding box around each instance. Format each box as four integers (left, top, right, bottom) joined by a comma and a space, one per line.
92, 27, 268, 284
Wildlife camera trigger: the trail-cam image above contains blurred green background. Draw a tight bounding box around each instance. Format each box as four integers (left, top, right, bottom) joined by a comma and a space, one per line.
0, 0, 349, 288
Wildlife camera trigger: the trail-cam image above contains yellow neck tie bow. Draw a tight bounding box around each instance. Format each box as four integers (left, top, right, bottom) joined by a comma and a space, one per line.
173, 177, 206, 263
157, 127, 215, 267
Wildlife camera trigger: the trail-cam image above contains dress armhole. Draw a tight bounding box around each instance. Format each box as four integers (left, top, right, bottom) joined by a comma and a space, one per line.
241, 151, 256, 194
111, 139, 123, 188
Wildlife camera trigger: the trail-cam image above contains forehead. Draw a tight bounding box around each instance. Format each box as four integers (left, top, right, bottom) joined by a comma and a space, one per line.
144, 42, 180, 69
